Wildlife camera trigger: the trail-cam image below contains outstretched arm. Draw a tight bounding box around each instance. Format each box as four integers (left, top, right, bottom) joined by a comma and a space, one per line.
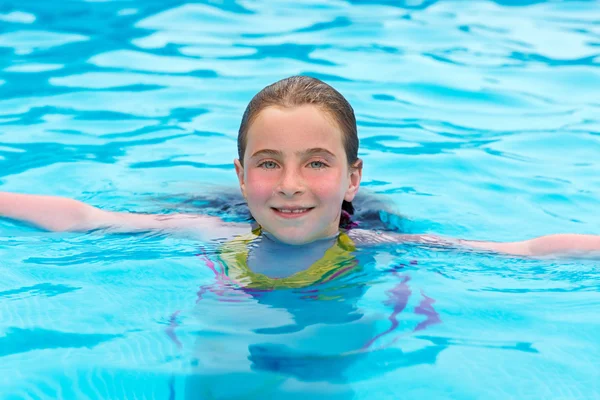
461, 234, 600, 257
349, 229, 600, 257
0, 192, 246, 238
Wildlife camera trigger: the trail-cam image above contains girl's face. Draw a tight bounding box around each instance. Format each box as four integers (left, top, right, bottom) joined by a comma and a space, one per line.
235, 105, 362, 245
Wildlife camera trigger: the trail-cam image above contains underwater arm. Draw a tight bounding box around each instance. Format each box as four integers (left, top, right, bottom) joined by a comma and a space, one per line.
0, 191, 234, 236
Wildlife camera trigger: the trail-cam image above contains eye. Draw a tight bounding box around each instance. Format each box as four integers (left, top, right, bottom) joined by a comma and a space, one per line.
259, 160, 278, 169
308, 160, 327, 169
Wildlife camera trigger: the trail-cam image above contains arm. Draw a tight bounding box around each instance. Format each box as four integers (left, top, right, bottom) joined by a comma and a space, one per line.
349, 229, 600, 257
0, 192, 246, 238
461, 234, 600, 257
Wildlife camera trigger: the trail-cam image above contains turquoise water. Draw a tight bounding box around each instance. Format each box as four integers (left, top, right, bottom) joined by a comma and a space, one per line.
1, 0, 600, 398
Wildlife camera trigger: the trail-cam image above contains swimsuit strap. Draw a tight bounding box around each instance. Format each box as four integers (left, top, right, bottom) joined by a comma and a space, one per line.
217, 228, 359, 290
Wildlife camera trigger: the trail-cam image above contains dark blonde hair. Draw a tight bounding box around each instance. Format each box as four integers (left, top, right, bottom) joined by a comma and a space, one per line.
237, 76, 359, 222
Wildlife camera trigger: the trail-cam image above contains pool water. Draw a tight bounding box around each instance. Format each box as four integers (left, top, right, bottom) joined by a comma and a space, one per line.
1, 0, 599, 399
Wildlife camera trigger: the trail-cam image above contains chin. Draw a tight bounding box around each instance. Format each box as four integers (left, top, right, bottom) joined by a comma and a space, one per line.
265, 226, 319, 246
274, 232, 314, 246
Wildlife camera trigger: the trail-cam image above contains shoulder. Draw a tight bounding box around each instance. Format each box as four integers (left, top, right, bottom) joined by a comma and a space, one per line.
184, 216, 252, 242
346, 228, 403, 246
347, 228, 451, 248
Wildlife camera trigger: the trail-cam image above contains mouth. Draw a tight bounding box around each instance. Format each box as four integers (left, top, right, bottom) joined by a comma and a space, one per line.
271, 207, 314, 218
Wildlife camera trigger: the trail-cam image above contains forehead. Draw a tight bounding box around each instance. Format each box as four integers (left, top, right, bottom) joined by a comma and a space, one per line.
246, 105, 344, 153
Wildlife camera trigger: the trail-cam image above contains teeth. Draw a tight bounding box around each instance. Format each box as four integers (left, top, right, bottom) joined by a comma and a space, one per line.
277, 208, 309, 213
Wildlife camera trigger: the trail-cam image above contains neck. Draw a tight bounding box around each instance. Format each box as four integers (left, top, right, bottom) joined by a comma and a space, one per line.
261, 229, 340, 246
248, 228, 339, 278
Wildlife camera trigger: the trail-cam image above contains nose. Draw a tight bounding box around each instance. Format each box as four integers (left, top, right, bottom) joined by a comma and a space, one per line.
276, 166, 305, 197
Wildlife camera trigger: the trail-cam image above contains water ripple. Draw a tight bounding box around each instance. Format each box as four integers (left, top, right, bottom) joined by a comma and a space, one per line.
1, 0, 600, 398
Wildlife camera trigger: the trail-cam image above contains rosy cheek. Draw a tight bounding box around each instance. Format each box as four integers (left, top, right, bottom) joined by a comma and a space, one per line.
307, 170, 344, 199
245, 169, 278, 198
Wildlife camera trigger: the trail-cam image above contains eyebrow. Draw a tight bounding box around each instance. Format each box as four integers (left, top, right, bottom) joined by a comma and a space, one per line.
250, 148, 336, 159
250, 149, 283, 159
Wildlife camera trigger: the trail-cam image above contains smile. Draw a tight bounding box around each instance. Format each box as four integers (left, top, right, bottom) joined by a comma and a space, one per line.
272, 207, 314, 218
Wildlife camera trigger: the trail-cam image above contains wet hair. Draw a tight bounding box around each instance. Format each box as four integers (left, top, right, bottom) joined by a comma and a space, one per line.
237, 76, 359, 227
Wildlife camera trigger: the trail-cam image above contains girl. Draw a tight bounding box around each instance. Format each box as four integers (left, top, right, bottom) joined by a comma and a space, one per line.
1, 75, 598, 266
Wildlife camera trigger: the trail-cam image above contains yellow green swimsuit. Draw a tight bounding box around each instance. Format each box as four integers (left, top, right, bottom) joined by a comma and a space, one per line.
216, 227, 360, 290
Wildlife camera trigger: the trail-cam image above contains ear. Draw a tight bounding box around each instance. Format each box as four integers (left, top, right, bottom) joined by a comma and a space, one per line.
234, 159, 247, 199
344, 159, 363, 202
